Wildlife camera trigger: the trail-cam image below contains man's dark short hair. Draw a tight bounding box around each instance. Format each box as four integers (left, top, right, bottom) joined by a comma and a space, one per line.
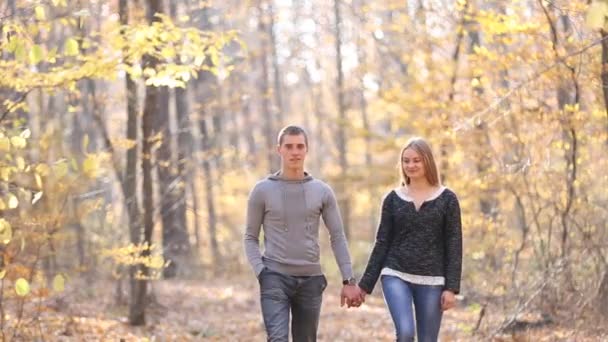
277, 125, 308, 147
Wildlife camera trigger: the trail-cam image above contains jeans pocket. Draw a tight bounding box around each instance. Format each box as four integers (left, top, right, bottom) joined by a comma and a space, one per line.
321, 275, 328, 292
257, 267, 267, 282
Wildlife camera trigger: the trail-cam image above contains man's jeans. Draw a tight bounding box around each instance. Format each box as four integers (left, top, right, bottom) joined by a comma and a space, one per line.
381, 275, 444, 342
258, 268, 327, 342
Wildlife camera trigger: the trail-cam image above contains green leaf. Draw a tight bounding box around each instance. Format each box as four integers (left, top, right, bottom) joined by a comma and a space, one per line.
29, 45, 44, 65
52, 274, 65, 292
35, 6, 46, 21
15, 278, 30, 297
586, 1, 608, 29
64, 38, 80, 56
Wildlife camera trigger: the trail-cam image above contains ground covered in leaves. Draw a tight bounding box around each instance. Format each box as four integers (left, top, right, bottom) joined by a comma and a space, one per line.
7, 275, 607, 341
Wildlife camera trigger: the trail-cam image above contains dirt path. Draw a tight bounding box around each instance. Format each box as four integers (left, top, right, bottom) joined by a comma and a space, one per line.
41, 277, 604, 341
145, 277, 477, 341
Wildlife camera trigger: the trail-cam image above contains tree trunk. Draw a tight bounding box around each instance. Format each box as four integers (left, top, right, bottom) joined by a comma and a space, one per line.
212, 89, 224, 171
156, 87, 184, 278
192, 6, 222, 269
159, 0, 192, 279
200, 117, 221, 266
118, 0, 143, 325
333, 0, 350, 238
269, 2, 285, 124
599, 268, 608, 318
601, 29, 608, 145
540, 4, 579, 261
241, 90, 257, 162
189, 170, 202, 252
598, 29, 608, 318
258, 0, 277, 172
174, 84, 191, 258
466, 13, 498, 219
130, 0, 164, 326
442, 0, 470, 184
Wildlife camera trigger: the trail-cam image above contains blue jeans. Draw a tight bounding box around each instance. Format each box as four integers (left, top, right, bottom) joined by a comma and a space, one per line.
258, 268, 327, 342
381, 275, 443, 342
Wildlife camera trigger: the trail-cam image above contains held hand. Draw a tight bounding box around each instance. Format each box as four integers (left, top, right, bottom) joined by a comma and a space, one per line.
341, 285, 365, 308
441, 290, 456, 311
349, 286, 366, 308
356, 285, 367, 305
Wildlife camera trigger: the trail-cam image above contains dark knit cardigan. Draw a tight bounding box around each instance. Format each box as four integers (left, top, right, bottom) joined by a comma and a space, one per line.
358, 188, 462, 294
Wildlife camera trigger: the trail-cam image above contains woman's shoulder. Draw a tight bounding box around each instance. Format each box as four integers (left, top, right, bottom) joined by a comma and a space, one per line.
439, 187, 460, 205
376, 188, 399, 205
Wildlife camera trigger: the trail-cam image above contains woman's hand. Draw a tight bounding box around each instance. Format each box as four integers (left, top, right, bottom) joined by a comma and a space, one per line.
441, 290, 456, 311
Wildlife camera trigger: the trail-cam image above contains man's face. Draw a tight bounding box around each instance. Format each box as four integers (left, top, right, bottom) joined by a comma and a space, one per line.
277, 134, 307, 169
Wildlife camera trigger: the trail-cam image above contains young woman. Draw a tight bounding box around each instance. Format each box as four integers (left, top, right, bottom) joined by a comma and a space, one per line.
356, 137, 462, 342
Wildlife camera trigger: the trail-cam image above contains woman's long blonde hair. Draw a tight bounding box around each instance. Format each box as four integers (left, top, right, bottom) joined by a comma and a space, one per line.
400, 137, 441, 186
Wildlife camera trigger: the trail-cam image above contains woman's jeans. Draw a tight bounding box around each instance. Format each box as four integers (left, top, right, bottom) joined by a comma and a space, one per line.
381, 275, 444, 342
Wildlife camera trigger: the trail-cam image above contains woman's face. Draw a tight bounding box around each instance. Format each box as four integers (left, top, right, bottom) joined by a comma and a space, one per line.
402, 148, 426, 181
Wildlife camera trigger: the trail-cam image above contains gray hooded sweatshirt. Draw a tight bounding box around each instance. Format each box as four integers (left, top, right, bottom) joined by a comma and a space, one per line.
244, 172, 354, 280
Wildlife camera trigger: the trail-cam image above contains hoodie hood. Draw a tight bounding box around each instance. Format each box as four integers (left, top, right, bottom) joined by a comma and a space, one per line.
268, 171, 314, 183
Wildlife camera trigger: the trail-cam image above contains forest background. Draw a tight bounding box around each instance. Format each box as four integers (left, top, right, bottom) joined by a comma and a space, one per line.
0, 0, 607, 340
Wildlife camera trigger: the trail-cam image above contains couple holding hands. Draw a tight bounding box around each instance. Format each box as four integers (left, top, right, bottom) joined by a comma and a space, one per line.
244, 125, 462, 342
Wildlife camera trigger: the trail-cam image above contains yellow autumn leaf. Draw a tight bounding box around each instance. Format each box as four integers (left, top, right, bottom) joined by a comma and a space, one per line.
82, 155, 98, 178
0, 218, 13, 244
15, 156, 25, 171
82, 134, 89, 152
53, 274, 65, 292
0, 137, 10, 152
10, 136, 26, 149
64, 38, 79, 56
35, 173, 43, 188
7, 194, 18, 209
0, 167, 10, 181
35, 6, 46, 21
149, 255, 165, 269
0, 270, 5, 279
29, 45, 43, 65
35, 164, 50, 176
15, 278, 30, 297
586, 1, 608, 29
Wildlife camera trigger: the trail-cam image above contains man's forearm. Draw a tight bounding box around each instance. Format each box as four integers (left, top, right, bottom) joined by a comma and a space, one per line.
244, 234, 265, 276
330, 237, 354, 280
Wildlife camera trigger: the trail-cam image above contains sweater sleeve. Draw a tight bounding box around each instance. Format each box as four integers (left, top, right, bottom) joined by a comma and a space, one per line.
243, 183, 266, 277
321, 185, 354, 280
443, 192, 463, 294
358, 193, 395, 294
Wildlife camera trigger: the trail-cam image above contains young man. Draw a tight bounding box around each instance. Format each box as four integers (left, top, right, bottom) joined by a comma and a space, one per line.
244, 125, 361, 342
